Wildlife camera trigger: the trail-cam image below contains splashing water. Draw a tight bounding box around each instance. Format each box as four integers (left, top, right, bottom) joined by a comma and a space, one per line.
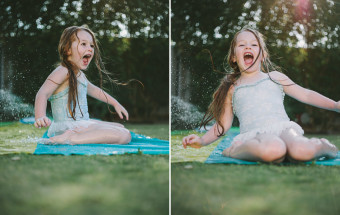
0, 89, 34, 121
171, 96, 208, 130
0, 133, 42, 154
171, 96, 217, 162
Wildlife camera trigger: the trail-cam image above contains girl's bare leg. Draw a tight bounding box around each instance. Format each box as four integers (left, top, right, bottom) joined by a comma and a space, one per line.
49, 124, 131, 144
280, 128, 338, 162
222, 133, 287, 163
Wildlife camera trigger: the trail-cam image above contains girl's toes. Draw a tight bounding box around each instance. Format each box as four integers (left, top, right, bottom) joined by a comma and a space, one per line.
320, 138, 338, 156
222, 148, 229, 156
223, 147, 233, 157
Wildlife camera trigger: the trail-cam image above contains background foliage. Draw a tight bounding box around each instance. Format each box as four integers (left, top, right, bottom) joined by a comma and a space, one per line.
0, 0, 169, 123
172, 0, 340, 133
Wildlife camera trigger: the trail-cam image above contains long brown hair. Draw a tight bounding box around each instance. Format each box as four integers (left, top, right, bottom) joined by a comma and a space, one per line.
57, 25, 108, 120
200, 27, 282, 136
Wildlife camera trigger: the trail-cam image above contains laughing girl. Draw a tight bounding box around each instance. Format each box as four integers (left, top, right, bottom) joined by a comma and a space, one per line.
182, 27, 339, 163
34, 26, 131, 144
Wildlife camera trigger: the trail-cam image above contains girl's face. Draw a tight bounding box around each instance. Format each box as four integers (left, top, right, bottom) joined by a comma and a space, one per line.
233, 31, 262, 73
67, 30, 94, 71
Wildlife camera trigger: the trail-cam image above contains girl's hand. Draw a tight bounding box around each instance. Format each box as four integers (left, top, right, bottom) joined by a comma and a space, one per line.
34, 116, 51, 128
114, 103, 129, 120
182, 134, 204, 149
335, 101, 340, 113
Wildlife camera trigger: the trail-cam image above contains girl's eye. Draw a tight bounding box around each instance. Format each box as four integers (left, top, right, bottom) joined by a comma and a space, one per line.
81, 43, 86, 46
90, 45, 94, 48
239, 44, 244, 47
252, 44, 258, 46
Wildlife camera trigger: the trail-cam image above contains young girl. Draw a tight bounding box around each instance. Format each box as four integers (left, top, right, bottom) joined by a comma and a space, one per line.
182, 27, 340, 163
34, 25, 131, 144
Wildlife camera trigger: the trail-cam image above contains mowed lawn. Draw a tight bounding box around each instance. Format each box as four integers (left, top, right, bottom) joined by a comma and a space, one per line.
0, 122, 169, 215
171, 132, 340, 215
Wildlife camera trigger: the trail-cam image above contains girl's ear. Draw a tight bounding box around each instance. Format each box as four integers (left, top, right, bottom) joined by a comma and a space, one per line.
232, 56, 236, 63
67, 49, 72, 56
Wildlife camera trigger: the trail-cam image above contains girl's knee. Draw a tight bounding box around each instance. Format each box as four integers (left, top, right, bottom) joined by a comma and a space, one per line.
117, 123, 125, 128
258, 138, 287, 162
109, 122, 125, 128
115, 128, 131, 144
122, 130, 131, 144
287, 138, 320, 161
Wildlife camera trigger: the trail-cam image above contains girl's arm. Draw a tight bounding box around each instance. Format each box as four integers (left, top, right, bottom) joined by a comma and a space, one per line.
87, 81, 129, 120
270, 71, 339, 112
182, 86, 234, 148
34, 66, 68, 128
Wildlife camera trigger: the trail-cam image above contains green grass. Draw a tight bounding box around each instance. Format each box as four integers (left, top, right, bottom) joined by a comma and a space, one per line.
171, 133, 340, 215
0, 122, 169, 215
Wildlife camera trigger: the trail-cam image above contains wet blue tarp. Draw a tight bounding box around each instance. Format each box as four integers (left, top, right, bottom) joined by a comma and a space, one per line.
34, 131, 169, 155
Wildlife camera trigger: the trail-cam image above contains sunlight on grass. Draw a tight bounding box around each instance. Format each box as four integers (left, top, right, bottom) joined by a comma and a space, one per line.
171, 130, 221, 163
0, 123, 46, 154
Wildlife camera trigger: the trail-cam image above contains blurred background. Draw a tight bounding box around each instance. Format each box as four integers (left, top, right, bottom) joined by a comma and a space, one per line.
171, 0, 340, 133
0, 0, 169, 123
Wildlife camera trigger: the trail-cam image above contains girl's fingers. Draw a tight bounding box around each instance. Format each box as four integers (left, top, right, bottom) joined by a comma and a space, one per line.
35, 117, 50, 128
182, 135, 198, 148
38, 117, 46, 127
122, 108, 128, 120
43, 118, 50, 127
118, 111, 123, 119
182, 137, 188, 148
125, 111, 129, 120
35, 120, 41, 128
187, 136, 194, 143
121, 110, 128, 120
187, 135, 197, 144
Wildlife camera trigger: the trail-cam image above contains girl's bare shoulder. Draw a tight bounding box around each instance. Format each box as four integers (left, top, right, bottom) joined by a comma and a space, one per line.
269, 71, 285, 78
48, 66, 69, 84
52, 65, 68, 76
269, 71, 293, 85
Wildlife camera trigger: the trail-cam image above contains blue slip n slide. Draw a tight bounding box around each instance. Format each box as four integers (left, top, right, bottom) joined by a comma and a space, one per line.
205, 130, 340, 165
34, 131, 169, 155
19, 117, 36, 124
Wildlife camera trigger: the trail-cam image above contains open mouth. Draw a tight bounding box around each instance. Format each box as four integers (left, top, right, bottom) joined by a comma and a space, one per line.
82, 54, 92, 66
243, 52, 254, 65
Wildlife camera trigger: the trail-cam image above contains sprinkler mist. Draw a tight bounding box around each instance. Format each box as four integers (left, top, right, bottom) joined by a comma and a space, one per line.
171, 96, 212, 130
0, 89, 34, 121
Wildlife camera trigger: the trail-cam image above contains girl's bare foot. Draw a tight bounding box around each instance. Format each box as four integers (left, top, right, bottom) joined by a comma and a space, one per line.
49, 130, 75, 144
320, 138, 338, 159
222, 141, 242, 157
